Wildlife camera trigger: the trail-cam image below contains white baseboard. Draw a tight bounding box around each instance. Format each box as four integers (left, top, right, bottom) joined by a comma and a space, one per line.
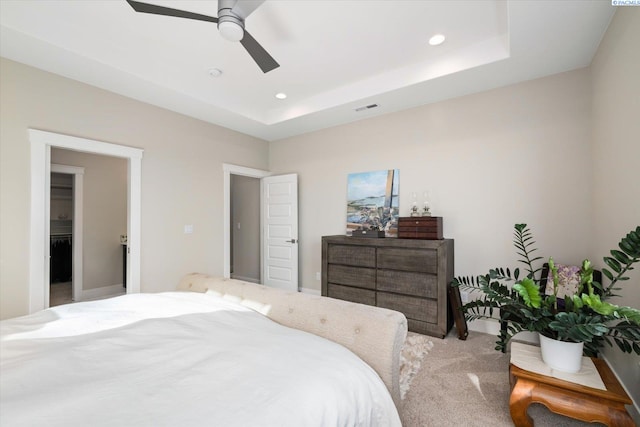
299, 287, 320, 295
79, 284, 125, 301
467, 318, 501, 335
467, 318, 539, 346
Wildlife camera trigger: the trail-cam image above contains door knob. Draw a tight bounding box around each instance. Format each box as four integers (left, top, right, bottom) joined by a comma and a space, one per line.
286, 239, 297, 244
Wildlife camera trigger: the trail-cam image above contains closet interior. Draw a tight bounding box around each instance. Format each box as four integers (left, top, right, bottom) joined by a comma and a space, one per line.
50, 172, 73, 306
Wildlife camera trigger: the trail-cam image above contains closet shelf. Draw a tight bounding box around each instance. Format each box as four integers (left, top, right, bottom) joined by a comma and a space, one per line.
51, 186, 72, 200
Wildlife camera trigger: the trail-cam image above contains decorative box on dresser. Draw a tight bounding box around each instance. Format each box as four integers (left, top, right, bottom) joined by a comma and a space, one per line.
321, 235, 454, 338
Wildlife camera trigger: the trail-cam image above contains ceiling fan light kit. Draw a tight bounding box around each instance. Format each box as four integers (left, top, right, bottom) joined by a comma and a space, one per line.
218, 21, 244, 42
217, 1, 245, 42
126, 0, 279, 73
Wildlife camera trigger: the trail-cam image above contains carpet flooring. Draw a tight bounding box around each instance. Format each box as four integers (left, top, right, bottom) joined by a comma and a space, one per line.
399, 329, 610, 427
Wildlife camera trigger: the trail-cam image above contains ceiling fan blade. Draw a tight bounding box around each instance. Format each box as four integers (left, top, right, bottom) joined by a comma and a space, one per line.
231, 1, 265, 19
240, 30, 279, 73
126, 0, 218, 23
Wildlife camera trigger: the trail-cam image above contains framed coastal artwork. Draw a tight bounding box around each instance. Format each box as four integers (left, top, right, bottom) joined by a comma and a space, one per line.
346, 169, 399, 237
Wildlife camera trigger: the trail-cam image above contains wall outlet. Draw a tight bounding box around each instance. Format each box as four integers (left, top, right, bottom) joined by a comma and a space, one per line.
460, 290, 470, 304
315, 272, 321, 281
184, 224, 193, 234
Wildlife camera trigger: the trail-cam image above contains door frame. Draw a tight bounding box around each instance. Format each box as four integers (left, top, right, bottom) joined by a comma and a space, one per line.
223, 163, 269, 279
50, 164, 84, 303
29, 129, 143, 313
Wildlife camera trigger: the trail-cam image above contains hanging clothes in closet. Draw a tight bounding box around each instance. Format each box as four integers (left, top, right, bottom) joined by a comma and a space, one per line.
50, 235, 72, 283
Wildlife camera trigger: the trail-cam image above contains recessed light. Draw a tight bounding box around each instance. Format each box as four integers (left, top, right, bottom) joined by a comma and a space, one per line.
208, 68, 223, 77
275, 93, 287, 100
428, 34, 445, 46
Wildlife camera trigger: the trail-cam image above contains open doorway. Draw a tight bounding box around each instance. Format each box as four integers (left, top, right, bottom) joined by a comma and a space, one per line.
49, 172, 74, 306
50, 150, 127, 306
29, 129, 143, 314
230, 175, 260, 283
223, 164, 299, 292
49, 169, 81, 306
223, 164, 269, 281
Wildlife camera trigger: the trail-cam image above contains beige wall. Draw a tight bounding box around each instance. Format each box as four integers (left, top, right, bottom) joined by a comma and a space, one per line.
51, 148, 127, 291
590, 8, 640, 416
270, 68, 593, 292
0, 58, 268, 319
230, 175, 260, 282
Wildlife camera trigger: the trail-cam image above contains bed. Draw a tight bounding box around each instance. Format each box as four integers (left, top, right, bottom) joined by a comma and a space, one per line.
1, 273, 407, 426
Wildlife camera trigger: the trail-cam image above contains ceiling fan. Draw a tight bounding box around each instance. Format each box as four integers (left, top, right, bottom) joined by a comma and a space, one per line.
126, 0, 279, 73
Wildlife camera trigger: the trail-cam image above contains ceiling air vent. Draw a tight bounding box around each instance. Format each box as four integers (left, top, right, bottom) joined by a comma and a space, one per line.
354, 103, 379, 112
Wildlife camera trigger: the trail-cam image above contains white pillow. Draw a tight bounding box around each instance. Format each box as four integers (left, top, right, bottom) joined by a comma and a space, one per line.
205, 289, 271, 315
240, 299, 272, 316
222, 293, 243, 304
205, 289, 223, 298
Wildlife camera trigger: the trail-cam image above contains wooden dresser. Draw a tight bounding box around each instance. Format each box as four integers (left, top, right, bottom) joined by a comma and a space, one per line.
321, 235, 454, 338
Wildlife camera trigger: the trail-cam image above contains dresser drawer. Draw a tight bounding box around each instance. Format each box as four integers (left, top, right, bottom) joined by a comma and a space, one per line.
376, 292, 437, 324
376, 270, 437, 298
327, 284, 376, 306
327, 244, 376, 267
328, 265, 375, 290
377, 248, 437, 273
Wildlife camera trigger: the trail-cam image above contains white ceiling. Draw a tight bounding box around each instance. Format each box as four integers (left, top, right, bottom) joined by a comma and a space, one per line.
0, 0, 615, 141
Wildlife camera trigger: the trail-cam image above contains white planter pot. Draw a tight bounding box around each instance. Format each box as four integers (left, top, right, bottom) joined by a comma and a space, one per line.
539, 334, 584, 373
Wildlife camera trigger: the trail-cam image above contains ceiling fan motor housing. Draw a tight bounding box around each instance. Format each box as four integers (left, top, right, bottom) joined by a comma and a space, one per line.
218, 0, 244, 42
126, 0, 278, 73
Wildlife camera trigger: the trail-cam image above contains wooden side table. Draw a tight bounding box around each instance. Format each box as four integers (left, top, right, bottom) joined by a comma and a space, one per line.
509, 359, 634, 426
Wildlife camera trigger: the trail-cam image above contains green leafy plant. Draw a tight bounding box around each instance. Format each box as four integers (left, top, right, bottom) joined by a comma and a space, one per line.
452, 224, 640, 356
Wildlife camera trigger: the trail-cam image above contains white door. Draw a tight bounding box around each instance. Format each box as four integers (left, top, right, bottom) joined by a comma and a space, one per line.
262, 174, 298, 291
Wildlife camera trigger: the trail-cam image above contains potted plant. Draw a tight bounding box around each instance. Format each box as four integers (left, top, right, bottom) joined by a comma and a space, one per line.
453, 224, 640, 372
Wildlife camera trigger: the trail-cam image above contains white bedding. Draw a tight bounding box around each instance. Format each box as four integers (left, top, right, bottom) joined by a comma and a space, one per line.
0, 292, 401, 427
